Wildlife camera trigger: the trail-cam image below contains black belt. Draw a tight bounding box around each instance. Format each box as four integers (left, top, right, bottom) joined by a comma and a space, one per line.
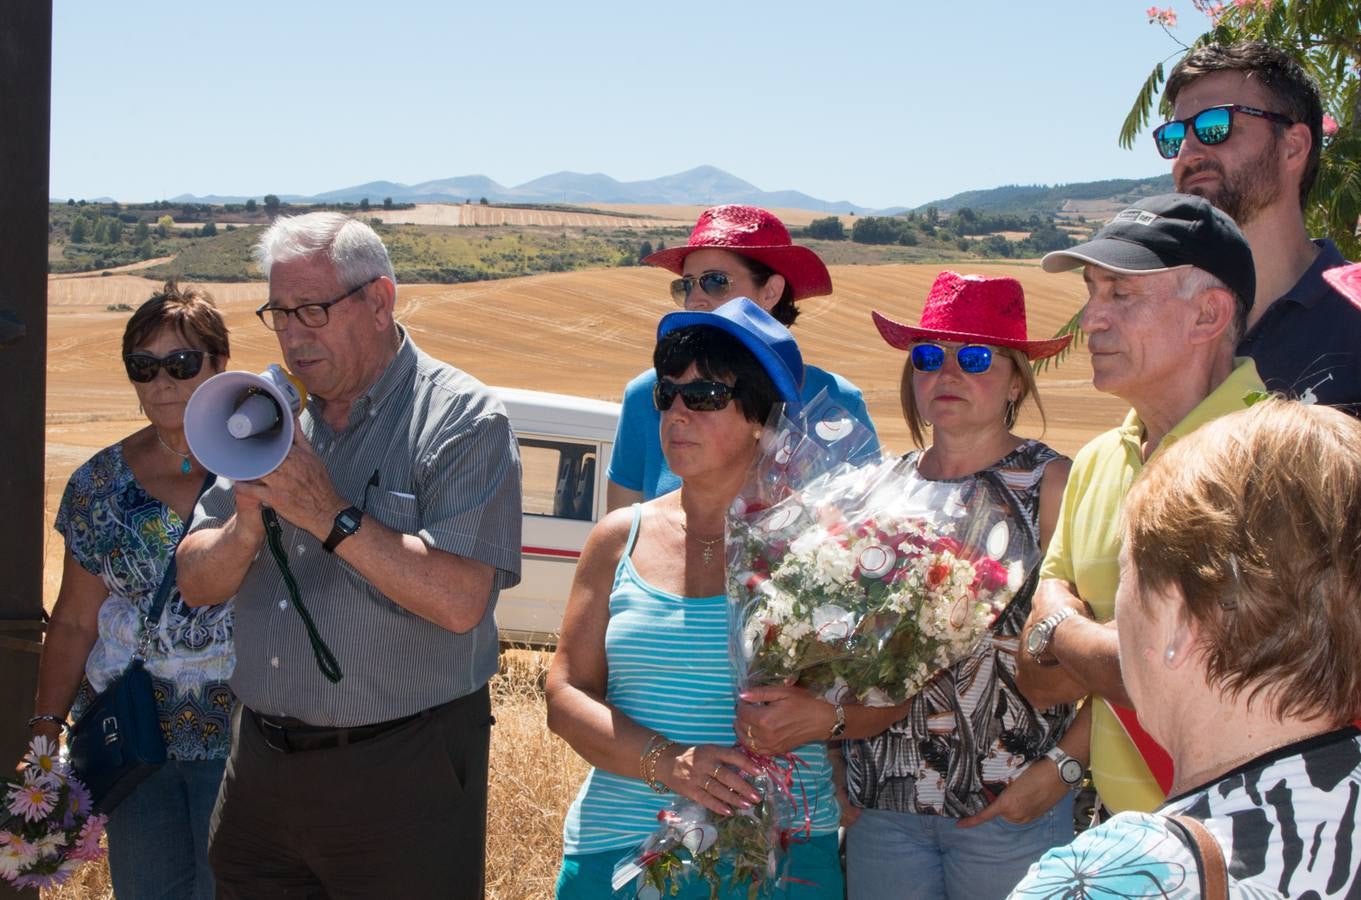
251, 707, 424, 753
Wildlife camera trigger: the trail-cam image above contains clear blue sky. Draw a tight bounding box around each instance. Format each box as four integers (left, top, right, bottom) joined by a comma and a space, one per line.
51, 0, 1205, 209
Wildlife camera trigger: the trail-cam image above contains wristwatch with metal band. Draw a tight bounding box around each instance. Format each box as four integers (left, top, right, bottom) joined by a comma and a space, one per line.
1025, 607, 1077, 666
1046, 745, 1085, 786
322, 506, 363, 553
828, 703, 847, 738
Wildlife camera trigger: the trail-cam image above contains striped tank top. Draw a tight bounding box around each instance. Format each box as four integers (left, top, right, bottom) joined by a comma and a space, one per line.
561, 505, 840, 854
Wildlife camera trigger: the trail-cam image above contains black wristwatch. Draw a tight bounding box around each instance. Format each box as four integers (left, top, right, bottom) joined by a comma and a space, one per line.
322, 506, 363, 553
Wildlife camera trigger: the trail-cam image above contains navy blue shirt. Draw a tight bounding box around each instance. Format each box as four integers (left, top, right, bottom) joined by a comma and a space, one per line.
1237, 239, 1360, 414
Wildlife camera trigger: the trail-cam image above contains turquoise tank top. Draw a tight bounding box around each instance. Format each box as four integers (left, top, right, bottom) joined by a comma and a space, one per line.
561, 505, 839, 854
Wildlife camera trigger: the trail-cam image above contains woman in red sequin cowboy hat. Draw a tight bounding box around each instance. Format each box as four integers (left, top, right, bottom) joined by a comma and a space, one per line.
834, 271, 1091, 899
605, 205, 880, 511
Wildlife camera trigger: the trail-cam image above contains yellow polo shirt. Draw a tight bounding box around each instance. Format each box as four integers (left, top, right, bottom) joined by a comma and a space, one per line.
1039, 358, 1265, 813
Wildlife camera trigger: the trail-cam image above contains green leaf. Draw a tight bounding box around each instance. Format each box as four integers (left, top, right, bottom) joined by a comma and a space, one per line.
1119, 62, 1166, 149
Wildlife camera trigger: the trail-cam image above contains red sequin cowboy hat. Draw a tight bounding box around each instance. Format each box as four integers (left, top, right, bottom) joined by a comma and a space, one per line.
643, 205, 833, 302
1323, 262, 1361, 311
872, 270, 1071, 361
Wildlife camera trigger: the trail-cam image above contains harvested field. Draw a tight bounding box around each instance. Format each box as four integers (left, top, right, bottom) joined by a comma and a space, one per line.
365, 203, 684, 229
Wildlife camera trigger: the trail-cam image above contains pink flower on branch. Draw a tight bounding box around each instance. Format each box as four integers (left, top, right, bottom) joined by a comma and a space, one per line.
1323, 114, 1340, 137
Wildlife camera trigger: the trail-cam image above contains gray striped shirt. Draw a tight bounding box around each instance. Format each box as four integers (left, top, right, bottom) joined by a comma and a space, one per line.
192, 331, 522, 726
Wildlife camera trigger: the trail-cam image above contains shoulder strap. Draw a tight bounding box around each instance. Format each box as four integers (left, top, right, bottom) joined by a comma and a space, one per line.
141, 472, 217, 639
623, 503, 644, 558
1167, 814, 1228, 900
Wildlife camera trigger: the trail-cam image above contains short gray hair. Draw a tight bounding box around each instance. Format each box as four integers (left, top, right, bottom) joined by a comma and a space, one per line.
254, 212, 396, 289
1175, 266, 1247, 342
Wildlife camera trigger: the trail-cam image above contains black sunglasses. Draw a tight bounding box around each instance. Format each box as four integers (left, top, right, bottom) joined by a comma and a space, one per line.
255, 275, 382, 331
1152, 104, 1295, 160
670, 272, 736, 306
653, 379, 737, 412
124, 349, 210, 383
911, 343, 994, 374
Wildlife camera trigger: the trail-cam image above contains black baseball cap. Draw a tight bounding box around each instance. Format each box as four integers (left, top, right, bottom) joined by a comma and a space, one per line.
1041, 193, 1255, 311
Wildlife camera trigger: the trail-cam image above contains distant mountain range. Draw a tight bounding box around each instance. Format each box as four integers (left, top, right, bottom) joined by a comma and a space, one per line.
167, 166, 1176, 219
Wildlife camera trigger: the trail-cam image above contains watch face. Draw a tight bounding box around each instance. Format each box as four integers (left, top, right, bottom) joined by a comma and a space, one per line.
337, 509, 362, 532
1059, 758, 1084, 784
1025, 624, 1048, 655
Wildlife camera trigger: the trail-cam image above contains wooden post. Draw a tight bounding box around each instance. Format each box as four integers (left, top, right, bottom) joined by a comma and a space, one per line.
0, 10, 52, 894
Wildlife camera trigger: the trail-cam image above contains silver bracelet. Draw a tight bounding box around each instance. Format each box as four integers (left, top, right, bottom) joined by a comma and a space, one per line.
27, 714, 66, 730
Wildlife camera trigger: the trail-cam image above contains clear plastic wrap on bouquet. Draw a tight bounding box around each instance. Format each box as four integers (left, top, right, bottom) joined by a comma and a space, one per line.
612, 759, 797, 900
726, 392, 1038, 707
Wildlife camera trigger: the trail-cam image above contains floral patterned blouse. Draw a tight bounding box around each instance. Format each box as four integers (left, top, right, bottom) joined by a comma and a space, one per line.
844, 440, 1077, 817
55, 443, 235, 760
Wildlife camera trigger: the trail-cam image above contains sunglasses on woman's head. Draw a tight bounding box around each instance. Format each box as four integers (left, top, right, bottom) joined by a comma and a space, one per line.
1152, 104, 1295, 159
910, 344, 994, 375
123, 349, 209, 383
653, 379, 737, 412
669, 272, 735, 306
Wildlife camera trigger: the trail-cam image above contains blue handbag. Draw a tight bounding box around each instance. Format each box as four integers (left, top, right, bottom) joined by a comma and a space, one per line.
68, 473, 213, 813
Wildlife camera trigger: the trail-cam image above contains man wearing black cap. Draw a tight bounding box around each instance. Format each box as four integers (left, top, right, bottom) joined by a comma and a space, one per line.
1013, 193, 1267, 817
1160, 41, 1359, 411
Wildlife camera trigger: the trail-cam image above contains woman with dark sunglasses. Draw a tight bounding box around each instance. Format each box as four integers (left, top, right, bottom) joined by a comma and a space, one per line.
822, 271, 1087, 899
548, 299, 844, 898
30, 281, 235, 900
606, 205, 879, 511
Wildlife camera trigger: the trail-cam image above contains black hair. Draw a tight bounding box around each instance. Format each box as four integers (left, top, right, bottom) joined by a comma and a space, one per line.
653, 327, 780, 425
738, 256, 799, 327
1165, 41, 1324, 210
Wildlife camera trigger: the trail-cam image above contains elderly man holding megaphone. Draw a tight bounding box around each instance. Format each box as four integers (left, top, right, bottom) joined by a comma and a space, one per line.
176, 212, 522, 900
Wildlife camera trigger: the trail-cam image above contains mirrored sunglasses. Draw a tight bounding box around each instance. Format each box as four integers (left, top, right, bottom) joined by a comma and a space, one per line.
670, 272, 735, 306
653, 379, 737, 412
910, 343, 994, 374
123, 349, 209, 383
1152, 103, 1295, 160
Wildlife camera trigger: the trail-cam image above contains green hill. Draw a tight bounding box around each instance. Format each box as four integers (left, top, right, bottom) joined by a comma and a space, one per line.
912, 175, 1177, 217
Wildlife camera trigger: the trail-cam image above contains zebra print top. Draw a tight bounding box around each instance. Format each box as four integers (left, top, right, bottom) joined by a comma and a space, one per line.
844, 439, 1077, 817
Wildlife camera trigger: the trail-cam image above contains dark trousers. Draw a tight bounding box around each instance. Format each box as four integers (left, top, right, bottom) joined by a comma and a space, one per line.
208, 686, 492, 899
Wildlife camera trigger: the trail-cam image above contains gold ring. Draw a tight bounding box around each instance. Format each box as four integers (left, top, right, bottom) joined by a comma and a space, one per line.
746, 724, 755, 741
702, 777, 712, 793
710, 764, 723, 780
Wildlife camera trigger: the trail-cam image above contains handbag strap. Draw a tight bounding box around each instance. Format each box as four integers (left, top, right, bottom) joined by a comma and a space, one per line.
135, 472, 217, 658
1167, 814, 1229, 900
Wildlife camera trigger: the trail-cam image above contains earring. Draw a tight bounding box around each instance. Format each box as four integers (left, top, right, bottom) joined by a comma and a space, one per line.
1005, 399, 1017, 426
1164, 646, 1176, 664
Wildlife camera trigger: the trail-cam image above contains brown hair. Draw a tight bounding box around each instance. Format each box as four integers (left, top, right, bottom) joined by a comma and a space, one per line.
1123, 398, 1361, 723
122, 280, 230, 361
1165, 41, 1324, 210
737, 256, 798, 327
898, 345, 1047, 448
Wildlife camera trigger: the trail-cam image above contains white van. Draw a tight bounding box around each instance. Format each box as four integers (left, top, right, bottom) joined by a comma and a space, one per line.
494, 387, 620, 648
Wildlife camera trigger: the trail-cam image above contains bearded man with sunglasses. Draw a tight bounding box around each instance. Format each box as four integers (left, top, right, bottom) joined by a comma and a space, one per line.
1016, 194, 1268, 818
1158, 41, 1360, 413
606, 205, 879, 510
176, 213, 522, 900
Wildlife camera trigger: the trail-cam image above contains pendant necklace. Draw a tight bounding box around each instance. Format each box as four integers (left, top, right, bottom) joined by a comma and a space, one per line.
682, 523, 724, 567
155, 429, 193, 474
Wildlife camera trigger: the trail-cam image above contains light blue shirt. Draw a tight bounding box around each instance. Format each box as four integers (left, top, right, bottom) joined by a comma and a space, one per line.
607, 365, 880, 499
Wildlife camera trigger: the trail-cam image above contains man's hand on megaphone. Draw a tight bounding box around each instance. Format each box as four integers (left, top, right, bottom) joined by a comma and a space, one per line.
236, 426, 347, 540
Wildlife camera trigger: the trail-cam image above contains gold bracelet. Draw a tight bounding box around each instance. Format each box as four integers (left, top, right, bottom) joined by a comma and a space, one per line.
640, 735, 676, 794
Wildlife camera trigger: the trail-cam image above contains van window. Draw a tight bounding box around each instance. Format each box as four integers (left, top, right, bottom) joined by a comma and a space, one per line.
518, 438, 598, 521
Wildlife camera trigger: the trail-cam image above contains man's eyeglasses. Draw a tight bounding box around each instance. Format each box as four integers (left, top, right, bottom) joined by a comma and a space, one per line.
1152, 104, 1295, 160
255, 275, 382, 331
910, 343, 994, 375
653, 379, 737, 412
670, 272, 736, 306
124, 349, 210, 383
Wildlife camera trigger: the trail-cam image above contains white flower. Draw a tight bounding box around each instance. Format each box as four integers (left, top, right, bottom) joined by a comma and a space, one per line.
0, 836, 37, 879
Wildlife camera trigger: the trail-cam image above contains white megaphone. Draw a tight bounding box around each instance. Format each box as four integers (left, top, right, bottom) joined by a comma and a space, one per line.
184, 364, 308, 481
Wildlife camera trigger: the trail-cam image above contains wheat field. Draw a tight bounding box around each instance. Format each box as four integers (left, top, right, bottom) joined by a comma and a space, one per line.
38, 261, 1119, 898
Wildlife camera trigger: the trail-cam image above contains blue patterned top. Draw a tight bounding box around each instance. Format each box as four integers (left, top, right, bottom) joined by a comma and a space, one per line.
55, 443, 235, 760
1009, 727, 1361, 898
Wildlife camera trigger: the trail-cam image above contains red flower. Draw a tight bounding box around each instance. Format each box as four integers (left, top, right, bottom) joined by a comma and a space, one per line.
927, 562, 952, 588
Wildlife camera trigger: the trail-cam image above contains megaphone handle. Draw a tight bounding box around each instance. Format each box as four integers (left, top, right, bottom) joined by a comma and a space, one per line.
261, 509, 344, 684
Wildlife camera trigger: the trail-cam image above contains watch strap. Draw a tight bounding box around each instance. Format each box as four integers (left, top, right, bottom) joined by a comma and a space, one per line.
828, 703, 847, 738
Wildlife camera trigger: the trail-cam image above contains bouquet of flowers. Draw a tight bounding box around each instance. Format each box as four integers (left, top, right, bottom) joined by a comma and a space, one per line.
728, 394, 1036, 707
1, 736, 107, 891
612, 754, 798, 900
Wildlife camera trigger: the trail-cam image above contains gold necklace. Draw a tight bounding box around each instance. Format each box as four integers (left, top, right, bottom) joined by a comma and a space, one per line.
680, 519, 725, 567
154, 429, 192, 474
1173, 726, 1334, 793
